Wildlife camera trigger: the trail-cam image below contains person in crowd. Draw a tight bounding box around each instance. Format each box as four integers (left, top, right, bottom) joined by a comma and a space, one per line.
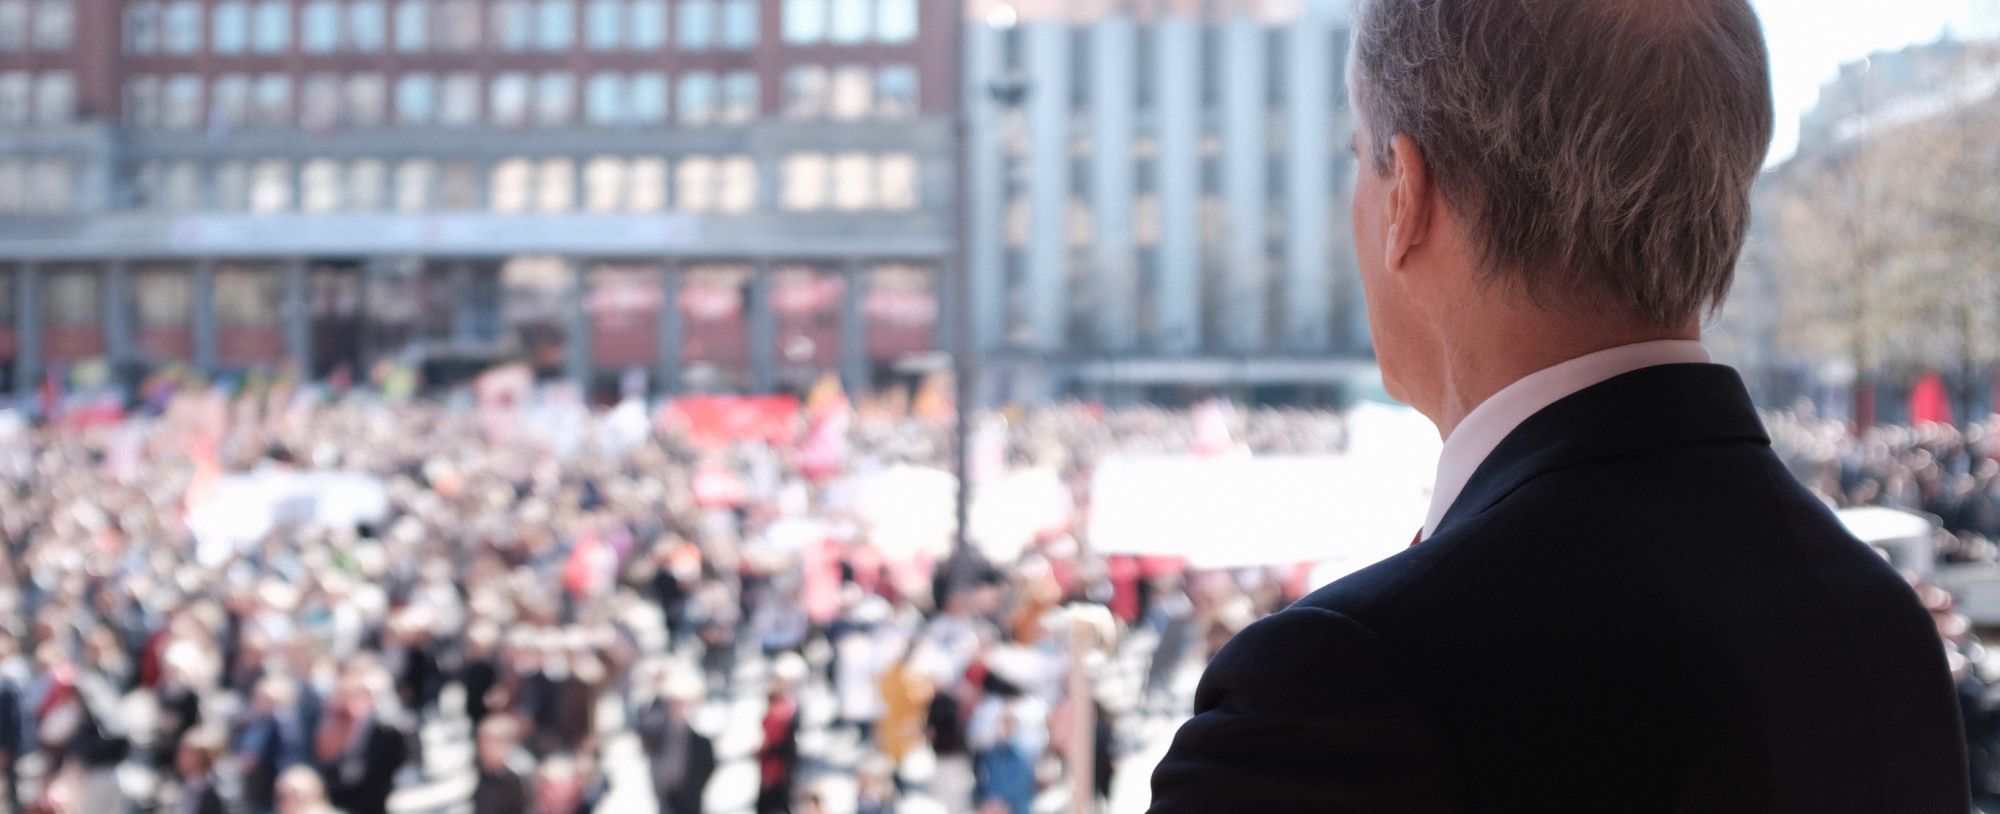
275, 765, 335, 814
470, 714, 532, 814
636, 668, 715, 814
171, 728, 229, 814
756, 653, 806, 814
967, 653, 1047, 814
312, 668, 409, 814
235, 675, 308, 814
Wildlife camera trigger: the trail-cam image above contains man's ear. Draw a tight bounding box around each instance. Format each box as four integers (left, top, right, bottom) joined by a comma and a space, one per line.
1385, 134, 1433, 274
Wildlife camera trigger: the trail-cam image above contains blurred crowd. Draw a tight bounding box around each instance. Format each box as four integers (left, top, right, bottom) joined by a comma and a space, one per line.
5, 377, 1997, 814
0, 378, 1344, 814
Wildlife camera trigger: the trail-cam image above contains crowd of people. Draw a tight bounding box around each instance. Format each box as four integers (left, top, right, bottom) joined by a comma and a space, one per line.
0, 376, 1993, 813
0, 375, 1340, 814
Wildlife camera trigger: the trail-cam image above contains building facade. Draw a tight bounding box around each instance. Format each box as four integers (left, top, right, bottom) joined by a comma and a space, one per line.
0, 0, 1370, 405
0, 0, 953, 400
962, 0, 1370, 405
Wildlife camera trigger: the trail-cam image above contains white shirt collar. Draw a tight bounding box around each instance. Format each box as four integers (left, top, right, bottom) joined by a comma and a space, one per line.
1420, 340, 1711, 539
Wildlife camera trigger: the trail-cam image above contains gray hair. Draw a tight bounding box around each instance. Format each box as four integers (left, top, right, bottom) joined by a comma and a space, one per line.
1352, 0, 1773, 326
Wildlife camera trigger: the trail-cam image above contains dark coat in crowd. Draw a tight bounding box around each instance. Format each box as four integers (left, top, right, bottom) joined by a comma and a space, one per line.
636, 698, 717, 814
320, 717, 410, 814
1152, 365, 1971, 812
471, 762, 531, 814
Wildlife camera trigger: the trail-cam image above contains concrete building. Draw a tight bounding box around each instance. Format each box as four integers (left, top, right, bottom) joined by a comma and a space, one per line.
0, 0, 1371, 405
961, 0, 1370, 405
0, 0, 953, 399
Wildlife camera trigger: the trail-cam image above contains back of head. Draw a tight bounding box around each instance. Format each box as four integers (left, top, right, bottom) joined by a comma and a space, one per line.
1352, 0, 1774, 326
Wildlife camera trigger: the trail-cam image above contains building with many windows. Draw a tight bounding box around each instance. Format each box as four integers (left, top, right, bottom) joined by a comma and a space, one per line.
0, 0, 950, 398
962, 0, 1368, 405
0, 0, 1370, 405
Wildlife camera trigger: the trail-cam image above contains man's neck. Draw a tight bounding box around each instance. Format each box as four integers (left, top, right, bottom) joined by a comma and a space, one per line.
1430, 315, 1699, 440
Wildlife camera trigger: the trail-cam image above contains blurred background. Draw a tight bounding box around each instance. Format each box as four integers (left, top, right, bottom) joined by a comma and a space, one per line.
3, 0, 2000, 812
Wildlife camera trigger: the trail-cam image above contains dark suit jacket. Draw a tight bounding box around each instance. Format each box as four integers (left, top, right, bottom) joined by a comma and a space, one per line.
1151, 364, 1969, 812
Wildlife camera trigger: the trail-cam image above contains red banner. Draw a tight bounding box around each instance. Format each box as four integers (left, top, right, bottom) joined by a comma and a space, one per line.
658, 395, 801, 448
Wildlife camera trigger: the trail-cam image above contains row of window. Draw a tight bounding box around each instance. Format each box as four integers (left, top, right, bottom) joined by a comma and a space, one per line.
0, 0, 71, 51
0, 71, 73, 127
120, 0, 915, 57
122, 64, 919, 131
127, 151, 920, 215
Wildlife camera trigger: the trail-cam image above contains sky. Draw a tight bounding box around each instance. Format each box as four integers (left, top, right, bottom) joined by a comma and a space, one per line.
1753, 0, 1991, 164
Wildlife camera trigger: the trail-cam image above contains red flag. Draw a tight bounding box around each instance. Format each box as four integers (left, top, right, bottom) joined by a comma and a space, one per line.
1910, 371, 1954, 426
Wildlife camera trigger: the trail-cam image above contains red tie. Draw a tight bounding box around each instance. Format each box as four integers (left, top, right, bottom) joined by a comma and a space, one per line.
1411, 529, 1423, 548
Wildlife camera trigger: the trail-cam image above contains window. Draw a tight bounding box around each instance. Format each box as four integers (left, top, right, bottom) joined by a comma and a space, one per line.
302, 0, 339, 51
0, 73, 26, 126
782, 0, 823, 44
832, 151, 872, 210
536, 73, 573, 124
829, 65, 871, 120
253, 74, 291, 126
629, 0, 664, 48
212, 74, 251, 128
585, 72, 623, 125
439, 160, 478, 208
584, 0, 619, 50
583, 155, 623, 211
719, 155, 755, 213
394, 159, 434, 211
436, 0, 478, 50
721, 70, 758, 123
212, 1, 249, 52
828, 0, 866, 44
0, 1, 25, 50
124, 1, 159, 53
125, 76, 159, 128
720, 0, 754, 50
782, 152, 828, 211
33, 0, 72, 50
250, 159, 292, 212
162, 74, 203, 130
162, 0, 202, 52
535, 0, 572, 51
33, 71, 70, 125
878, 151, 916, 209
440, 72, 479, 125
394, 0, 427, 50
395, 73, 434, 124
876, 63, 916, 117
214, 161, 249, 209
349, 0, 386, 51
677, 72, 716, 125
345, 73, 385, 126
875, 0, 914, 44
348, 159, 386, 210
490, 158, 531, 212
490, 0, 530, 51
783, 65, 827, 119
301, 73, 338, 131
630, 157, 666, 210
161, 161, 202, 210
676, 156, 714, 212
676, 0, 713, 50
0, 160, 22, 212
536, 158, 574, 212
253, 0, 290, 52
631, 73, 667, 124
302, 158, 343, 211
489, 72, 529, 126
